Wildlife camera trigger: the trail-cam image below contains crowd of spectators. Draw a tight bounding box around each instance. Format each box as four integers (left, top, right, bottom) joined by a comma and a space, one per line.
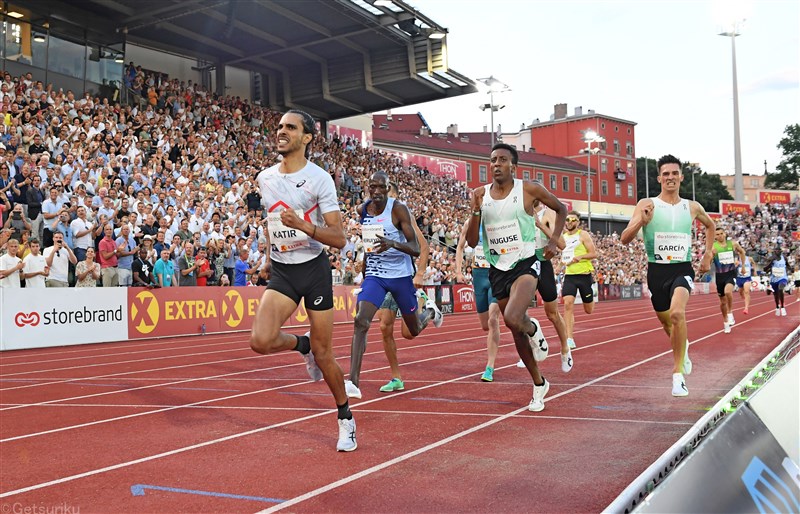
0, 63, 797, 292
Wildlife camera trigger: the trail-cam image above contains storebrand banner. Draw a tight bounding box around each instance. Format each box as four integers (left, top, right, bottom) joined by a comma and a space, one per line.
1, 288, 127, 350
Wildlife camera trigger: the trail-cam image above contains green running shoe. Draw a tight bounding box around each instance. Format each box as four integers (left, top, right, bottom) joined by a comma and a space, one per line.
379, 378, 405, 392
481, 366, 494, 382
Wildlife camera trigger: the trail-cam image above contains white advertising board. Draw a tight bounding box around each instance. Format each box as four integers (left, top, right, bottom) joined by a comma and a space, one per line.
1, 288, 128, 351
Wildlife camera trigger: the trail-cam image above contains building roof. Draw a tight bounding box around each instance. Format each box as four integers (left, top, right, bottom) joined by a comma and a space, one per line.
29, 0, 477, 120
529, 112, 637, 129
372, 129, 589, 173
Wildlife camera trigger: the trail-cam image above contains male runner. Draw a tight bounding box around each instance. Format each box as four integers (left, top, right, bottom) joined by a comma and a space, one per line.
711, 226, 746, 332
621, 154, 714, 397
561, 210, 598, 351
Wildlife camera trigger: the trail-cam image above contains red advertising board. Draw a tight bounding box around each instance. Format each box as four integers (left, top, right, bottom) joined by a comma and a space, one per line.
399, 151, 467, 182
759, 191, 792, 204
128, 286, 359, 339
452, 284, 476, 313
720, 201, 753, 215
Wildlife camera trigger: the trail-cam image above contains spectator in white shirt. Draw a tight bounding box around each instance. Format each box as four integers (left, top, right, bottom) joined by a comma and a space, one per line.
69, 206, 94, 261
22, 238, 48, 287
0, 237, 24, 288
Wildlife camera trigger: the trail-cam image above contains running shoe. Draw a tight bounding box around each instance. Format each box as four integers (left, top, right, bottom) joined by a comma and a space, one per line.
567, 337, 577, 350
561, 351, 573, 373
300, 332, 323, 382
776, 308, 781, 316
672, 373, 688, 397
336, 417, 357, 452
742, 308, 749, 315
683, 341, 692, 375
425, 298, 444, 328
480, 366, 494, 382
379, 378, 405, 392
528, 378, 550, 412
723, 322, 731, 334
344, 379, 362, 399
781, 307, 787, 316
529, 317, 549, 362
728, 313, 735, 325
351, 288, 362, 297
516, 359, 526, 368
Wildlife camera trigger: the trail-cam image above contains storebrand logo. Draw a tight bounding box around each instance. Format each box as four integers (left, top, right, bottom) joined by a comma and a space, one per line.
15, 312, 40, 327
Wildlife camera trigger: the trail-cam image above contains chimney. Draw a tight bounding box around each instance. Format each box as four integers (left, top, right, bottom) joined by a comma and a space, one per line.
483, 125, 487, 132
420, 126, 430, 136
554, 103, 568, 120
574, 106, 582, 116
446, 123, 458, 137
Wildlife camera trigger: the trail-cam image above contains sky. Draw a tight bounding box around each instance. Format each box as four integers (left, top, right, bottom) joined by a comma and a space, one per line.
393, 0, 799, 177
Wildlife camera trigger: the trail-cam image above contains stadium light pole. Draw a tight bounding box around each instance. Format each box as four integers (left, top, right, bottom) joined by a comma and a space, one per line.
477, 76, 510, 148
582, 130, 604, 231
720, 23, 744, 201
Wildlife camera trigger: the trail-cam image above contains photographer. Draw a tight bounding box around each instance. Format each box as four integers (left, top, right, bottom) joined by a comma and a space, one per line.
43, 231, 76, 287
7, 204, 31, 241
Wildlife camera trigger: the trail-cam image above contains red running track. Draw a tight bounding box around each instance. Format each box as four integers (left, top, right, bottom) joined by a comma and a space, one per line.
1, 293, 797, 513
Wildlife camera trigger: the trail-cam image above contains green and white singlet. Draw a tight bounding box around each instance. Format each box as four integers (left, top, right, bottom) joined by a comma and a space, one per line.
479, 179, 538, 271
643, 197, 693, 264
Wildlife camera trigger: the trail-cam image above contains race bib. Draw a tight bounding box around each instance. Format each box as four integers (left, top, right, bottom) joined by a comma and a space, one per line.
361, 224, 385, 253
718, 250, 734, 265
772, 267, 786, 279
654, 232, 690, 264
561, 247, 575, 264
485, 220, 523, 257
267, 210, 309, 252
474, 245, 489, 268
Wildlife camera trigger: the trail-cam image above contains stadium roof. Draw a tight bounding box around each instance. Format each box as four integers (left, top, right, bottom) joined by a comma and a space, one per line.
30, 0, 477, 120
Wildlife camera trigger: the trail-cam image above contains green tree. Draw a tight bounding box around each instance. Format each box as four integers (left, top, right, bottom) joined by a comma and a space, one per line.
765, 124, 800, 190
637, 157, 731, 212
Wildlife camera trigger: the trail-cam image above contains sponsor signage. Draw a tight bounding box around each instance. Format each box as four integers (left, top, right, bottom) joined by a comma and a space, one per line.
127, 286, 360, 339
399, 151, 467, 182
2, 289, 127, 350
637, 405, 800, 513
720, 201, 753, 216
759, 190, 792, 205
452, 284, 476, 313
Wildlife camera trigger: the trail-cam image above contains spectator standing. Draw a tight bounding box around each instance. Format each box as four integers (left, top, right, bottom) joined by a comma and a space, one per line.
0, 238, 24, 288
115, 224, 138, 286
132, 246, 155, 287
153, 248, 175, 287
69, 206, 94, 262
75, 248, 101, 287
178, 240, 197, 286
195, 247, 213, 287
43, 232, 76, 287
22, 238, 48, 287
98, 224, 119, 287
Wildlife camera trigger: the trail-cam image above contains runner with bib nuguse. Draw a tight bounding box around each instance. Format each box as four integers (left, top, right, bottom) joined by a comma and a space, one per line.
711, 226, 746, 333
466, 143, 567, 412
621, 154, 714, 398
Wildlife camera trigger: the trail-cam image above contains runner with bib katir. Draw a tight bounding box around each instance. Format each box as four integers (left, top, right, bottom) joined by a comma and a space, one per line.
465, 143, 567, 413
621, 154, 715, 398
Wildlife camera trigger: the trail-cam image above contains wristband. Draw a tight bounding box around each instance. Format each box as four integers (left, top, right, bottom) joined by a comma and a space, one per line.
472, 211, 481, 216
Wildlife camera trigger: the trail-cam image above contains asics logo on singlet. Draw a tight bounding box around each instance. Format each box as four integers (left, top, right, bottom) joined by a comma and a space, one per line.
313, 296, 323, 306
296, 180, 306, 188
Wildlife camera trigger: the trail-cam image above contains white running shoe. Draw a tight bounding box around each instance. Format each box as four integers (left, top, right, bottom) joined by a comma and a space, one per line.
723, 322, 731, 334
351, 288, 362, 297
344, 379, 362, 399
425, 298, 444, 328
683, 341, 692, 376
529, 317, 549, 362
300, 333, 323, 381
528, 378, 550, 412
336, 417, 357, 452
567, 337, 577, 350
516, 359, 526, 368
672, 373, 688, 397
561, 351, 573, 373
776, 308, 781, 316
727, 313, 735, 325
781, 307, 787, 316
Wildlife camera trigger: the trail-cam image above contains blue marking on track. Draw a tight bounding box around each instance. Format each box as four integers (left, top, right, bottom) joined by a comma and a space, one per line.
130, 484, 284, 503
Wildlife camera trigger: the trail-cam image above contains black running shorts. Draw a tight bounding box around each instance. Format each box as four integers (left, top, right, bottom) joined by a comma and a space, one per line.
536, 259, 558, 303
647, 262, 695, 313
488, 255, 540, 301
563, 273, 595, 304
267, 251, 334, 310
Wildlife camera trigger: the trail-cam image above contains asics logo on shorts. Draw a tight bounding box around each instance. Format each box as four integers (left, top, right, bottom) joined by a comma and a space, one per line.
313, 296, 323, 306
531, 261, 541, 275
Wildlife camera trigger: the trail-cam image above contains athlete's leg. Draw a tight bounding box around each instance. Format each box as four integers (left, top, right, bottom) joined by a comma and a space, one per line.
667, 288, 691, 374
308, 307, 347, 404
250, 289, 305, 354
350, 300, 379, 387
742, 281, 751, 311
502, 275, 544, 385
378, 308, 402, 380
543, 300, 568, 355
563, 295, 576, 340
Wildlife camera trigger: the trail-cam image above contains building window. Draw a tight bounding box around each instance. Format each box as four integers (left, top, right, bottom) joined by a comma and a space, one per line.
613, 139, 620, 155
627, 128, 631, 134
750, 178, 759, 187
601, 159, 607, 173
615, 126, 619, 132
628, 184, 634, 197
466, 163, 472, 182
601, 180, 608, 196
575, 177, 581, 193
614, 160, 620, 170
601, 122, 605, 129
562, 176, 569, 192
615, 183, 622, 196
550, 174, 557, 190
523, 170, 530, 180
479, 165, 487, 183
536, 171, 544, 183
626, 142, 633, 157
599, 140, 607, 152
